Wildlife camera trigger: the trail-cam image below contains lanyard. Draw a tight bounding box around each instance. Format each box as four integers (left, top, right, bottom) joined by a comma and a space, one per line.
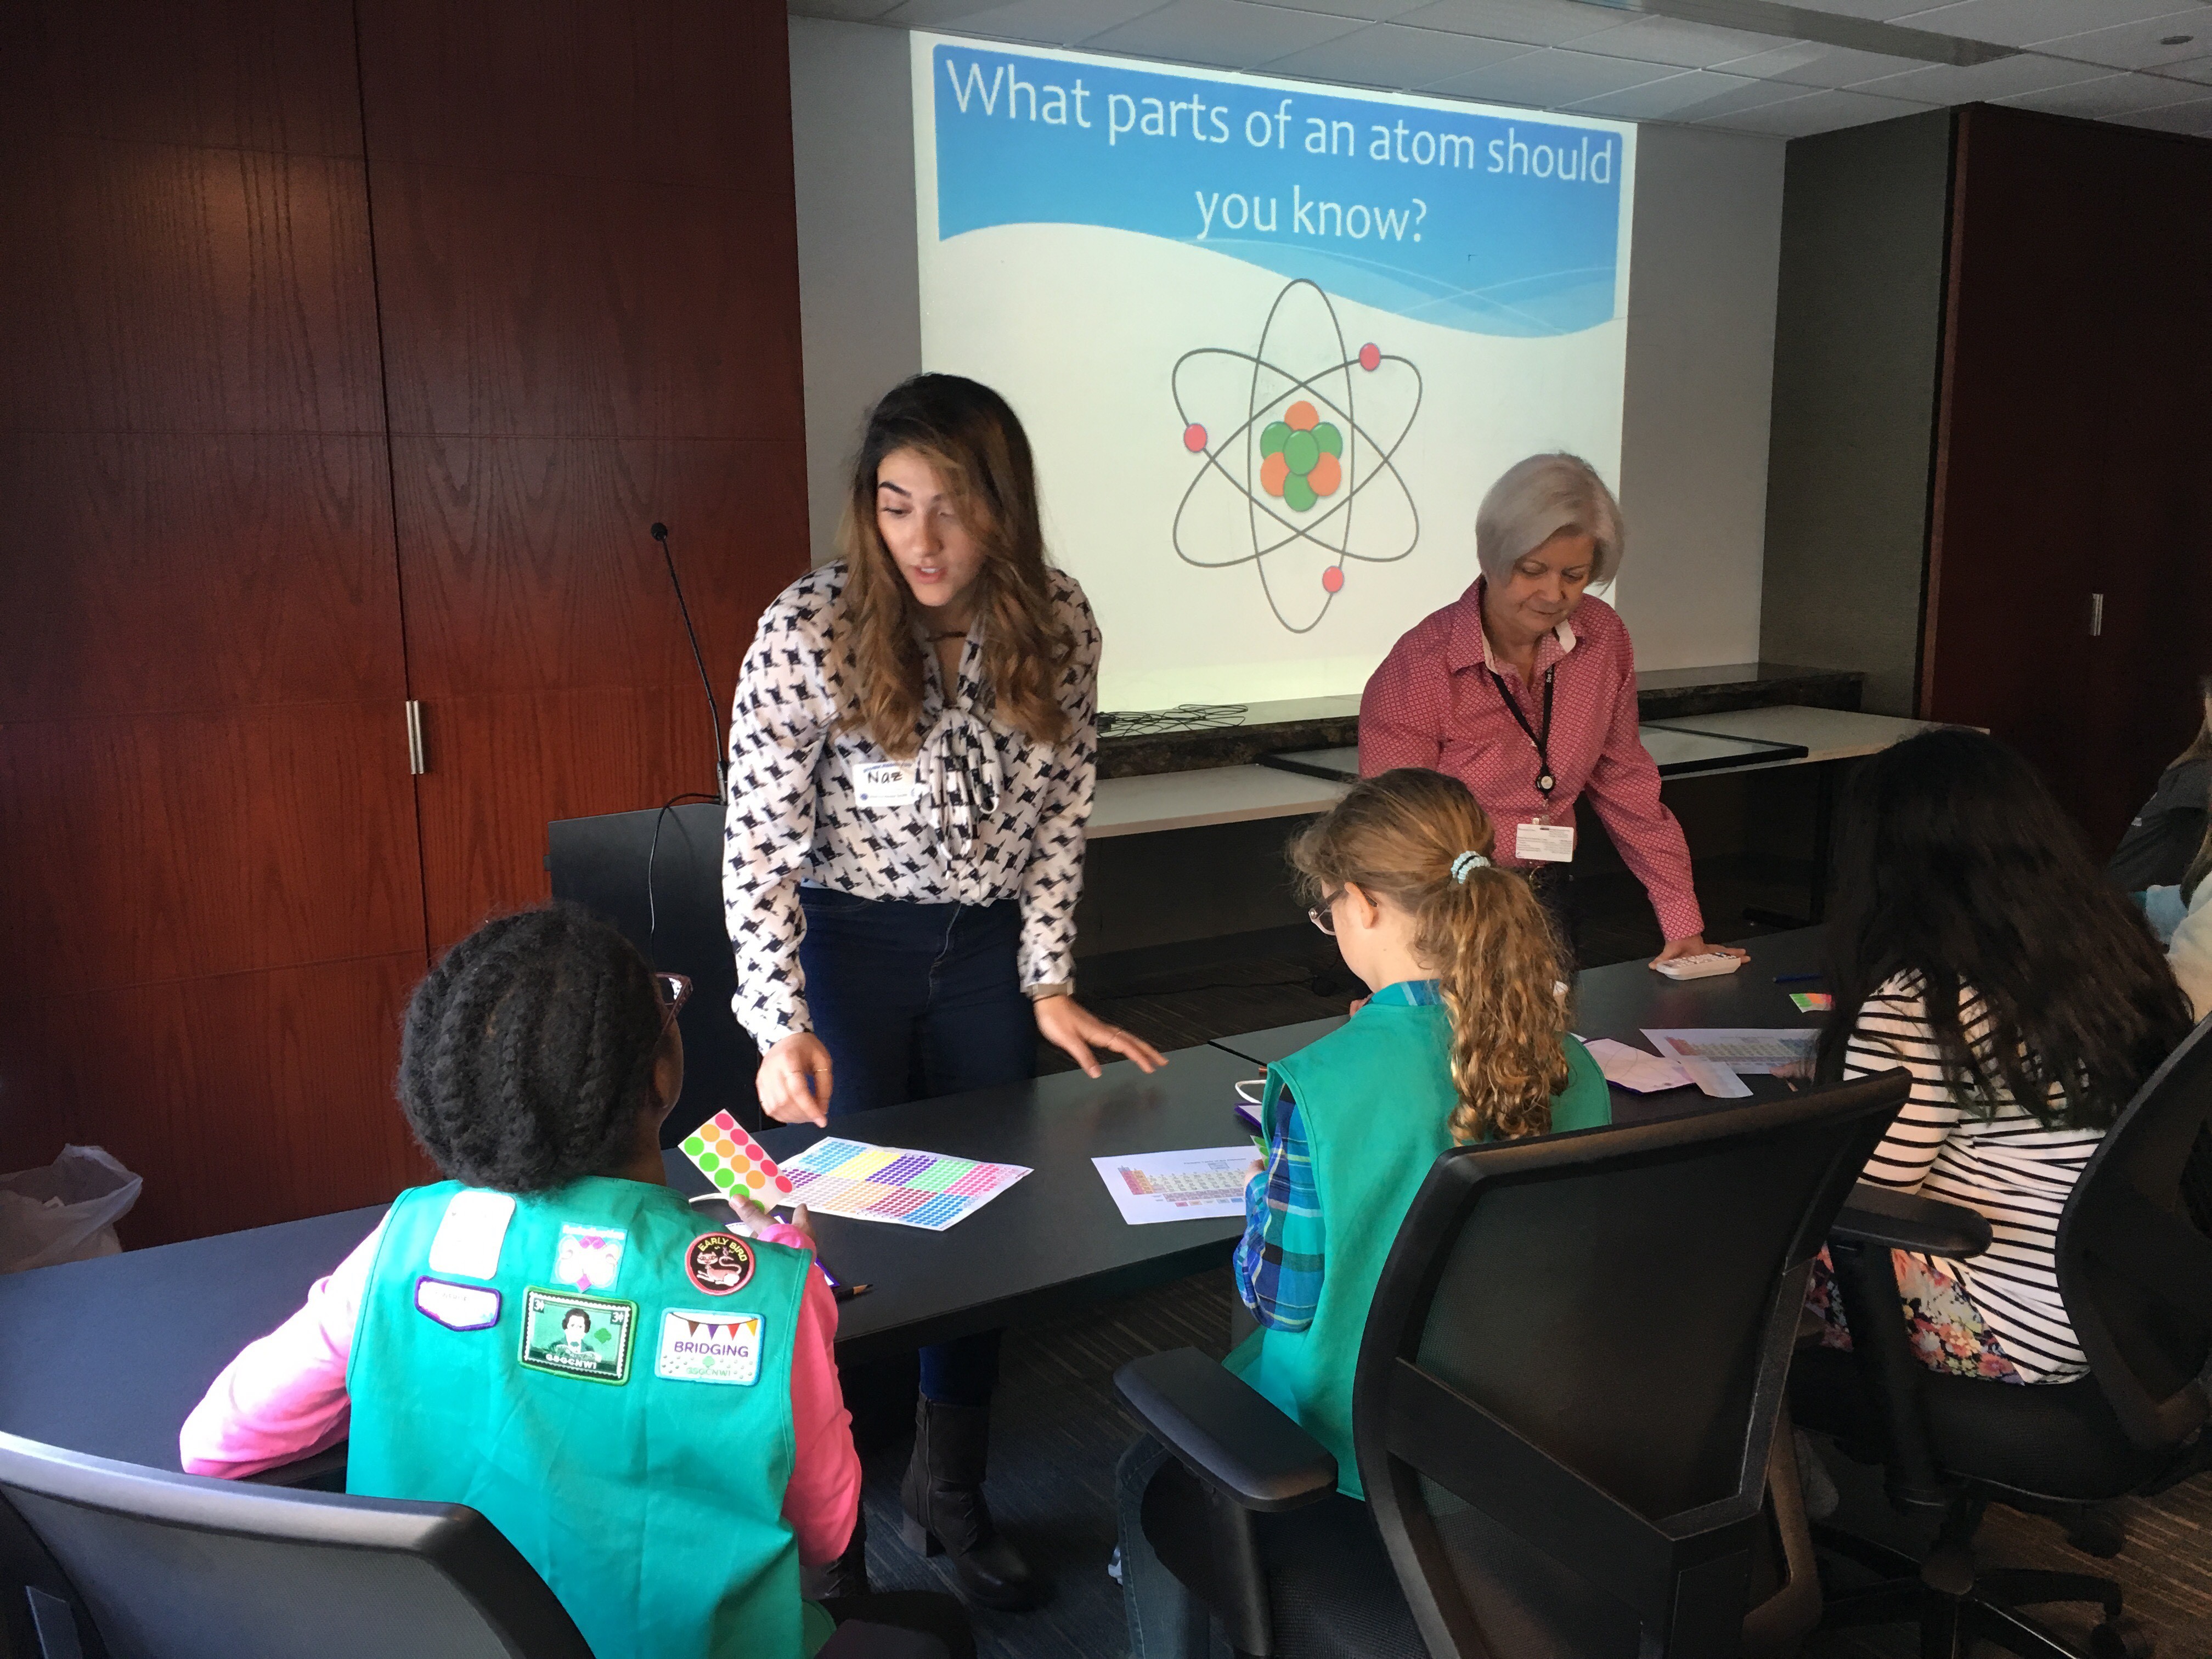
1488, 664, 1557, 798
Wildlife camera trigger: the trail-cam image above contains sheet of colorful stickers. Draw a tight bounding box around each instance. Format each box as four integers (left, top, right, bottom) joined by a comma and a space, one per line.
679, 1113, 1030, 1231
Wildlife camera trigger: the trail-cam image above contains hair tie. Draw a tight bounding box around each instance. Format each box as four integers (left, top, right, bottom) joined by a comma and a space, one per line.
1451, 851, 1490, 884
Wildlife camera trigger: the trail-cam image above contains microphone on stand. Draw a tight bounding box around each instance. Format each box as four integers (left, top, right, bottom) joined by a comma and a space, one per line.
650, 521, 728, 802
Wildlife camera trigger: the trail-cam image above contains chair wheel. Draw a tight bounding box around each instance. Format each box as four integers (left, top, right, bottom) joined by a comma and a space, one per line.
2089, 1615, 2153, 1659
2067, 1509, 2128, 1558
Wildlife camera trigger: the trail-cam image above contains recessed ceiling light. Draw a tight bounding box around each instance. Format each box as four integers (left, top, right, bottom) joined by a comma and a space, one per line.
2159, 33, 2194, 45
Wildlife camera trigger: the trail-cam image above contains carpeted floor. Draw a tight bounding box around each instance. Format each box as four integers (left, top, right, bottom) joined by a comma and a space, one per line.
843, 879, 2212, 1658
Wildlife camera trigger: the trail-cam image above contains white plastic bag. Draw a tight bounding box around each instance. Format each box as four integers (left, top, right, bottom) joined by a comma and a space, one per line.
0, 1145, 144, 1274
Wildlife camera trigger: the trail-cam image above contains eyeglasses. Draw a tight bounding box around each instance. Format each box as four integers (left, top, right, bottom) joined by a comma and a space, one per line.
654, 973, 693, 1025
1307, 889, 1345, 936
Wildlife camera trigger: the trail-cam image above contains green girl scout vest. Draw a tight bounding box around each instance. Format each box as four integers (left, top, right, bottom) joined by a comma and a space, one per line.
347, 1176, 833, 1659
1224, 997, 1611, 1499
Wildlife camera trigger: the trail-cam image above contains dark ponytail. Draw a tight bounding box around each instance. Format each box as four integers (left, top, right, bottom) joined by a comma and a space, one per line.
397, 904, 665, 1192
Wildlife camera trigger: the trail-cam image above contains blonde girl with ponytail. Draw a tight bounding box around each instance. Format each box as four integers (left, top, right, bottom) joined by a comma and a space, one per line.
1224, 768, 1611, 1492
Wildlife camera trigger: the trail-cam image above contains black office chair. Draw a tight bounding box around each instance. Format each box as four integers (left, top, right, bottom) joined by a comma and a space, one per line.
0, 1431, 943, 1659
1116, 1072, 1911, 1658
1792, 1013, 2212, 1659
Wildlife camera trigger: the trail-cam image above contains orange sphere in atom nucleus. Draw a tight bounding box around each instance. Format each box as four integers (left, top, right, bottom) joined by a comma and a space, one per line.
1284, 400, 1318, 432
1307, 451, 1342, 496
1260, 451, 1290, 497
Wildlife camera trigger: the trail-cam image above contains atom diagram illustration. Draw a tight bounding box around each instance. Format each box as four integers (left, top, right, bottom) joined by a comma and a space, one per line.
1172, 278, 1423, 634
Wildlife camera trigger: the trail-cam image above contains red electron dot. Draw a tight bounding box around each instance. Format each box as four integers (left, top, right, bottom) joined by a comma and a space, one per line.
1358, 343, 1381, 371
1182, 423, 1207, 453
1322, 566, 1345, 594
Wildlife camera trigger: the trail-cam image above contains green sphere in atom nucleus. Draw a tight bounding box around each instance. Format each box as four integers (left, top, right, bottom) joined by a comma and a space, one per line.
1284, 472, 1317, 512
1314, 423, 1342, 457
1260, 421, 1290, 458
1284, 430, 1321, 474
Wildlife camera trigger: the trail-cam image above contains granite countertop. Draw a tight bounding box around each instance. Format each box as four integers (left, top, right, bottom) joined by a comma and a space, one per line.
1096, 663, 1864, 779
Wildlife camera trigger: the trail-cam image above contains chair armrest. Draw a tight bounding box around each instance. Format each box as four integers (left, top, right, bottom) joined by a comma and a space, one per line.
1831, 1182, 1991, 1259
1114, 1347, 1338, 1512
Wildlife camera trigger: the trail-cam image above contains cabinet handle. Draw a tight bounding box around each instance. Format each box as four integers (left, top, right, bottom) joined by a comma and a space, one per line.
406, 701, 427, 775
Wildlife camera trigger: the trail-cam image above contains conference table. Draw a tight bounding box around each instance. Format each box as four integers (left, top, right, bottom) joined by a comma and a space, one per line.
0, 929, 1827, 1479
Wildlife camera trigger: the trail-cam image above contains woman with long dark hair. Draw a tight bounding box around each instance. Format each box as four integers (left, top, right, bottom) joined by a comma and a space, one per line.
1811, 729, 2193, 1382
723, 373, 1164, 1608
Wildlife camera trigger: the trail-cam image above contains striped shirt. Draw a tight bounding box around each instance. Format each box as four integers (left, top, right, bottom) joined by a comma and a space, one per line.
1845, 971, 2103, 1383
1234, 980, 1443, 1330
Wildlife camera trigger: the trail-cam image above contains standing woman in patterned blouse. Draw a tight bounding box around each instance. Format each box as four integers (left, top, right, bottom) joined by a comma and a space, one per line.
724, 373, 1164, 1611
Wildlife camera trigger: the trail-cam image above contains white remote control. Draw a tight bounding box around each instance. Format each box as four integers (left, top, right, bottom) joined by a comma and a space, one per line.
1652, 952, 1743, 980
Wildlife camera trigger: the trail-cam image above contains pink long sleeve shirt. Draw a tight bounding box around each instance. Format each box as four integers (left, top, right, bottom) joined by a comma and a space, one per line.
178, 1216, 861, 1567
1359, 580, 1703, 942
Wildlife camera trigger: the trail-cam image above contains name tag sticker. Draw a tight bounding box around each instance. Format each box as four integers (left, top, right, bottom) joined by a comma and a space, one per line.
414, 1276, 501, 1333
1516, 821, 1576, 864
427, 1189, 515, 1280
518, 1288, 636, 1385
656, 1310, 763, 1386
854, 760, 921, 809
551, 1223, 627, 1294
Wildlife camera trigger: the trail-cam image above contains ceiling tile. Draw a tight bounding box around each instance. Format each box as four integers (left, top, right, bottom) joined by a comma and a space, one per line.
2110, 89, 2212, 128
1709, 41, 1931, 87
2027, 10, 2212, 71
1079, 0, 1367, 66
1888, 0, 2203, 50
1564, 66, 1792, 116
1695, 82, 1933, 133
1260, 22, 1539, 83
2160, 50, 2212, 81
789, 0, 909, 19
1997, 66, 2212, 114
1391, 0, 1624, 49
1782, 0, 1950, 17
1567, 12, 1792, 70
1847, 50, 2117, 99
1246, 0, 1438, 17
1423, 42, 1691, 104
882, 0, 1169, 42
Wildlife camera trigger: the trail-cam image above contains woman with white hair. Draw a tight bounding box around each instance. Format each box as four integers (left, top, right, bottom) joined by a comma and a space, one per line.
1361, 453, 1739, 967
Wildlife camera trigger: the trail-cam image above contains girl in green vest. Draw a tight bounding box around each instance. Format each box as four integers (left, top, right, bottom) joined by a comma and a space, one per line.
1117, 768, 1611, 1658
180, 906, 971, 1659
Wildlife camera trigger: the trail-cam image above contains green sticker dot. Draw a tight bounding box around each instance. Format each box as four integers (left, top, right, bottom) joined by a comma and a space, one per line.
1284, 431, 1320, 475
697, 1150, 721, 1172
1284, 473, 1317, 512
681, 1135, 704, 1155
714, 1167, 737, 1189
1259, 421, 1290, 458
1313, 424, 1342, 458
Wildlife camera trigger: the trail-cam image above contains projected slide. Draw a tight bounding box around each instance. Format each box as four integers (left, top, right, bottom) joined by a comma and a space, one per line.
913, 35, 1635, 709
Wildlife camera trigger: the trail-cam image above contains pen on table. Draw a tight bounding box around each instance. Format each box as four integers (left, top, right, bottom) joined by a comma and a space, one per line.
1773, 973, 1822, 985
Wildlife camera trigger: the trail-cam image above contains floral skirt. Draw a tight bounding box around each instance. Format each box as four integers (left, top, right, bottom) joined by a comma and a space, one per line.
1807, 1247, 2023, 1384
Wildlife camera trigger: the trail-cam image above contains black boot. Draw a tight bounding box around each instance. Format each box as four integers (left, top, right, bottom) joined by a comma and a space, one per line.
802, 1506, 870, 1601
898, 1398, 1040, 1610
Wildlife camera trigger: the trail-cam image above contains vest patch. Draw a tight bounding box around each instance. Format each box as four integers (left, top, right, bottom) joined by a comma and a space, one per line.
552, 1223, 626, 1293
656, 1310, 763, 1385
414, 1276, 501, 1332
685, 1231, 756, 1296
426, 1189, 515, 1280
518, 1288, 635, 1385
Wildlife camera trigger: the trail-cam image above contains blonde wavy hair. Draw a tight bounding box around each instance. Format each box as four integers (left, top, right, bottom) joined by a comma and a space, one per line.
836, 374, 1075, 759
1290, 768, 1571, 1143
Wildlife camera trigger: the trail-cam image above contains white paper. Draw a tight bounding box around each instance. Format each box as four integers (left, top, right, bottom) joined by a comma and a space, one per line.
1677, 1056, 1754, 1099
1641, 1029, 1816, 1076
1516, 821, 1576, 862
427, 1189, 515, 1280
1093, 1147, 1256, 1225
1581, 1037, 1692, 1094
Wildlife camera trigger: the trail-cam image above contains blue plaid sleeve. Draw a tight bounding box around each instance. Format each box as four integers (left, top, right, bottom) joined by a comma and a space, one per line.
1232, 1093, 1325, 1332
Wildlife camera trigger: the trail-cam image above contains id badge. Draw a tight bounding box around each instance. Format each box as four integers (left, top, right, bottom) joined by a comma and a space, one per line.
853, 760, 922, 809
1516, 820, 1576, 864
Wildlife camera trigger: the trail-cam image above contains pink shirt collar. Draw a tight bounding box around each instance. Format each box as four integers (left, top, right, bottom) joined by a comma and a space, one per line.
1449, 578, 1579, 676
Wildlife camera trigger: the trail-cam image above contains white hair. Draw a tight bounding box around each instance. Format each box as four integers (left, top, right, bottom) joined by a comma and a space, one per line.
1475, 453, 1624, 586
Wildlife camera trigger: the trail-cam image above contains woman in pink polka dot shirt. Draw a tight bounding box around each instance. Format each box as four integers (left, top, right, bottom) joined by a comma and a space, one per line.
1359, 453, 1743, 968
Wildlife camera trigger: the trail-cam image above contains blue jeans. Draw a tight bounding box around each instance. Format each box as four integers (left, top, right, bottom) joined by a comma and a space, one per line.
798, 888, 1036, 1407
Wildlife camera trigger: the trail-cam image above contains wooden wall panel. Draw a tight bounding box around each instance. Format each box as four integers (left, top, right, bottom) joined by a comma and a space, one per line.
0, 702, 425, 1001
356, 0, 777, 186
366, 161, 804, 441
0, 0, 362, 156
1923, 106, 2212, 851
0, 433, 403, 719
0, 133, 383, 436
0, 953, 433, 1249
388, 436, 806, 698
411, 687, 740, 953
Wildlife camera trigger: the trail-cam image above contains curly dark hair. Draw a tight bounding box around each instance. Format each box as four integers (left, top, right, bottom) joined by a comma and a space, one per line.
397, 905, 665, 1192
1816, 729, 2192, 1130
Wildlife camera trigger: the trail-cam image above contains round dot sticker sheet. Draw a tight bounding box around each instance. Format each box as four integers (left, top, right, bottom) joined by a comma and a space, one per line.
680, 1111, 796, 1201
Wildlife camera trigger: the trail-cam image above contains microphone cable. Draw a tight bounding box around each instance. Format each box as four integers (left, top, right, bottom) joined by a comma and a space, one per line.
650, 521, 729, 802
